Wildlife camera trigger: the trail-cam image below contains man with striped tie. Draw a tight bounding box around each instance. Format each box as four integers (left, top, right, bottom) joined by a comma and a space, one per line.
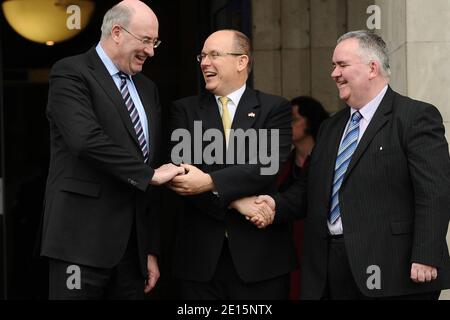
40, 0, 184, 299
236, 30, 450, 299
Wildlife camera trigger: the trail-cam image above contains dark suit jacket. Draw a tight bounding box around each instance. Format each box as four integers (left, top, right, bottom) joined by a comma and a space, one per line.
40, 47, 162, 276
170, 88, 295, 283
275, 87, 450, 298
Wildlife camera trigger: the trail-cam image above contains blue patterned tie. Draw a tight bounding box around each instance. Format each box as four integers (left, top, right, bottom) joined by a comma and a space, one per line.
118, 72, 149, 163
329, 111, 362, 224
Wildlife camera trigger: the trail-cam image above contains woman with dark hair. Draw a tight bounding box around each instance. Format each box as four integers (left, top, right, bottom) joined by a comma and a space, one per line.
278, 96, 329, 191
277, 96, 329, 299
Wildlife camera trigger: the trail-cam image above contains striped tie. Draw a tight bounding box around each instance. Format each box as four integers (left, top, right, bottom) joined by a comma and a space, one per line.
118, 72, 149, 163
328, 111, 362, 224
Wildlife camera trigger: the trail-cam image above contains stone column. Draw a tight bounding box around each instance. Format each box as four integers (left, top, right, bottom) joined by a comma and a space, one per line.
376, 0, 450, 300
280, 0, 310, 99
252, 0, 282, 95
376, 0, 450, 146
252, 0, 372, 113
309, 0, 347, 113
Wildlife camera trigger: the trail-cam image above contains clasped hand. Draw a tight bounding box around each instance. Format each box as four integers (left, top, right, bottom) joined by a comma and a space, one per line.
167, 163, 215, 195
150, 163, 185, 185
151, 163, 214, 196
230, 195, 276, 229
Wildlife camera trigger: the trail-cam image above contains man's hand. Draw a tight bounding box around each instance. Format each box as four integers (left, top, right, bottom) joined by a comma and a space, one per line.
230, 196, 275, 229
249, 195, 276, 228
150, 163, 185, 186
255, 194, 276, 212
410, 262, 438, 283
144, 254, 160, 293
168, 164, 215, 195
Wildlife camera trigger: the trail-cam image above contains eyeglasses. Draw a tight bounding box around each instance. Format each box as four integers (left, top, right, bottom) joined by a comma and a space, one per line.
120, 25, 161, 48
196, 51, 245, 62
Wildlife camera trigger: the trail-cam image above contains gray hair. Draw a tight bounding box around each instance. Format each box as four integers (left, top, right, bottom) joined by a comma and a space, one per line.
337, 30, 391, 78
100, 4, 133, 40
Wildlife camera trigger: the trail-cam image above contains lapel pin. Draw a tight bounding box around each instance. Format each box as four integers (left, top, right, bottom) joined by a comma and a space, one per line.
248, 112, 255, 118
379, 146, 383, 151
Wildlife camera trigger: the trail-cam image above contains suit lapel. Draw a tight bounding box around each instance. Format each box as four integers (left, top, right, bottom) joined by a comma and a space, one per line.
86, 48, 141, 151
231, 88, 259, 131
198, 94, 223, 133
343, 86, 394, 182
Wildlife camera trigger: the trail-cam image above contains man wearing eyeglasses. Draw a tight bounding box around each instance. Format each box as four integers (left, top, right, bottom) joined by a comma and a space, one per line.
168, 30, 294, 299
40, 0, 184, 299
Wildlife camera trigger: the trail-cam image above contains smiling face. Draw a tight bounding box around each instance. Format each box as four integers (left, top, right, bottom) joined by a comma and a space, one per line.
200, 30, 248, 96
115, 10, 159, 75
331, 38, 373, 108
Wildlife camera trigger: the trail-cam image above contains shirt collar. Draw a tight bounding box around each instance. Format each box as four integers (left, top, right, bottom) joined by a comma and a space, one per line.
350, 85, 388, 121
215, 84, 247, 106
95, 43, 120, 77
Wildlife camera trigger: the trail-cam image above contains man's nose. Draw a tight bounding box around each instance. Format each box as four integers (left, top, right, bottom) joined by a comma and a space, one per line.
144, 46, 154, 57
200, 55, 212, 67
331, 66, 340, 78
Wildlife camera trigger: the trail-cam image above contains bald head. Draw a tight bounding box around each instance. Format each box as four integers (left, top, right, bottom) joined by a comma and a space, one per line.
100, 0, 159, 75
119, 0, 157, 19
206, 30, 253, 74
101, 0, 158, 40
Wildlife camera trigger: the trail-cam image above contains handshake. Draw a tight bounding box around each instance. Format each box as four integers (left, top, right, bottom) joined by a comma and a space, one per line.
150, 163, 276, 229
229, 195, 276, 229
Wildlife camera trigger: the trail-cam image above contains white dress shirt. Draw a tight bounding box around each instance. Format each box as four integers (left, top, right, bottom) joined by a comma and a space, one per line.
214, 84, 247, 123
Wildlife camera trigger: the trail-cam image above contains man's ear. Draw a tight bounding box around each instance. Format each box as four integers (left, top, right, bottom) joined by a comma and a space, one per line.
368, 60, 380, 80
111, 25, 121, 43
237, 55, 249, 72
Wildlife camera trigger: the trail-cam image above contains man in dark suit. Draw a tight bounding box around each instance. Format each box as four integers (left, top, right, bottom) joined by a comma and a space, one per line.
167, 29, 293, 299
236, 30, 450, 299
40, 0, 184, 299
